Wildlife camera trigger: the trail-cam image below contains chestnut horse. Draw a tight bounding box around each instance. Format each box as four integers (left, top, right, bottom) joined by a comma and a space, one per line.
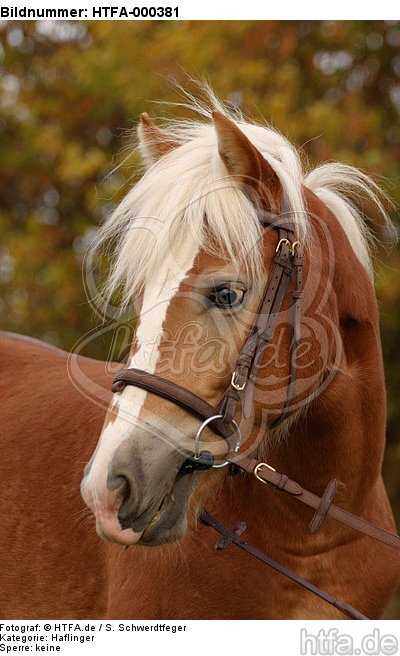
1, 99, 399, 619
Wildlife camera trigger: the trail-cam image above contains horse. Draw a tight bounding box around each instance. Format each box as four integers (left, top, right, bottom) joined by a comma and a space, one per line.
1, 95, 399, 620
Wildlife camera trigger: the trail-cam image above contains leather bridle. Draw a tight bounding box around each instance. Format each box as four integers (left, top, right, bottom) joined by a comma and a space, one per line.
109, 208, 400, 620
111, 214, 304, 469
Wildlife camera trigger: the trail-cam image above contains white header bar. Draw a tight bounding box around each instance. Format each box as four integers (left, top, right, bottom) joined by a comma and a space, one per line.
0, 0, 399, 20
0, 620, 400, 655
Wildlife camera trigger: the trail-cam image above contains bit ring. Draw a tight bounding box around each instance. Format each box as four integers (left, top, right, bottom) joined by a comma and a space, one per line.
195, 415, 241, 469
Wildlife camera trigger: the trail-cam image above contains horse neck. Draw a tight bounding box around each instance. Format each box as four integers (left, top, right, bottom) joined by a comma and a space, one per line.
274, 195, 387, 504
215, 316, 386, 543
274, 317, 386, 505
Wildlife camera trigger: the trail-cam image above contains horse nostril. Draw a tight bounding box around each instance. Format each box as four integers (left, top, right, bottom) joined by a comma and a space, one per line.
108, 474, 131, 502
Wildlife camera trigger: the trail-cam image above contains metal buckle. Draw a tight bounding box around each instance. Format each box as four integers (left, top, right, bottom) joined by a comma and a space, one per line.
253, 462, 276, 483
231, 371, 246, 391
276, 238, 302, 257
275, 238, 291, 254
290, 241, 301, 256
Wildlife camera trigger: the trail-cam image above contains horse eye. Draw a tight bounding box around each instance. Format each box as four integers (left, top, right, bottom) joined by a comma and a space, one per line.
209, 286, 245, 309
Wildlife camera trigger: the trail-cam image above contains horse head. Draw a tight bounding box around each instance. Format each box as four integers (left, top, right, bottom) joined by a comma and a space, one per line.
81, 100, 391, 547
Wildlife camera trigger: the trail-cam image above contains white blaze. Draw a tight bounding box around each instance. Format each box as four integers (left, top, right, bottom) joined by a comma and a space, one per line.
81, 236, 200, 509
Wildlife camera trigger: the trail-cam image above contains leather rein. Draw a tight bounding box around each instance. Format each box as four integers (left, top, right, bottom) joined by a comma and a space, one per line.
111, 214, 400, 621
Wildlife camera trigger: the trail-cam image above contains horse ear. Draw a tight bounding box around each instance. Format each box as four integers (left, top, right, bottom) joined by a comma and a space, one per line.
212, 111, 282, 211
137, 113, 179, 165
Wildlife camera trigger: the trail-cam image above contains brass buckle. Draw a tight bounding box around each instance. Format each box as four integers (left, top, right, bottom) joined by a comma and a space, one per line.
254, 462, 276, 484
231, 371, 246, 391
290, 241, 301, 256
275, 238, 291, 254
276, 238, 302, 257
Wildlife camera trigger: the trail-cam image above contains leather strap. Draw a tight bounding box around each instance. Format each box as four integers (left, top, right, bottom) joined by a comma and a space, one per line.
112, 368, 233, 440
200, 510, 368, 620
219, 226, 298, 424
230, 455, 400, 551
229, 229, 293, 391
309, 478, 338, 534
271, 242, 304, 427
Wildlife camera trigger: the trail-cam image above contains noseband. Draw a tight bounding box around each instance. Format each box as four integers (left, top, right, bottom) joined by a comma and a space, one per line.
111, 211, 304, 469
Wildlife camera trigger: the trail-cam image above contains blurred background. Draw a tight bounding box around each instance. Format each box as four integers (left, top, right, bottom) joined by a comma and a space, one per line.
0, 20, 399, 616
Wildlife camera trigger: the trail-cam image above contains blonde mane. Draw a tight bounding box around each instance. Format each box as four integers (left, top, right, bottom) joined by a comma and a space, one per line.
94, 90, 394, 312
